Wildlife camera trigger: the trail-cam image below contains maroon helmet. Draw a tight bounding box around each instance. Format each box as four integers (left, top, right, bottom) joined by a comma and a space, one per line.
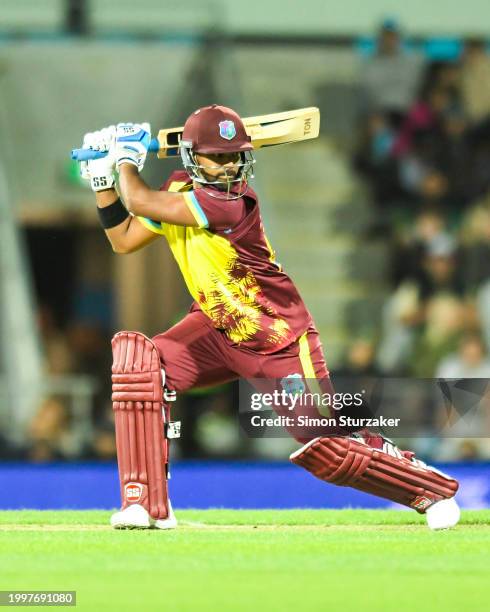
181, 104, 253, 154
180, 104, 255, 199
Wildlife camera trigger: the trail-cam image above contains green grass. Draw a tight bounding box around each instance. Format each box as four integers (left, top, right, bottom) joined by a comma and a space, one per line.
0, 510, 489, 611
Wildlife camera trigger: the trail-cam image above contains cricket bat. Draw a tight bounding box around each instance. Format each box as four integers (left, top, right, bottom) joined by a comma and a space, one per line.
71, 107, 320, 161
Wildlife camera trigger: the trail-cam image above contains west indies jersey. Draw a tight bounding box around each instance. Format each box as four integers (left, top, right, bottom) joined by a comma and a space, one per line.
137, 170, 312, 354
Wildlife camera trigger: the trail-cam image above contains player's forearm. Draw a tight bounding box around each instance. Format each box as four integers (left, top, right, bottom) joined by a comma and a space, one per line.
117, 164, 194, 226
95, 188, 119, 207
95, 189, 132, 253
118, 164, 153, 217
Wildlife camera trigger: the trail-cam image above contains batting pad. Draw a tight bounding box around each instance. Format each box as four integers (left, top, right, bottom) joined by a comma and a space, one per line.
290, 436, 459, 513
112, 331, 171, 520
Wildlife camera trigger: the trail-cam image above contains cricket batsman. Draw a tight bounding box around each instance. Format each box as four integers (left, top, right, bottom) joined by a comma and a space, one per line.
78, 104, 460, 531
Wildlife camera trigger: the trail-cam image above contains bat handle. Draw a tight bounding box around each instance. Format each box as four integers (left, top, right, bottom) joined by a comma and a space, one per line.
71, 138, 160, 161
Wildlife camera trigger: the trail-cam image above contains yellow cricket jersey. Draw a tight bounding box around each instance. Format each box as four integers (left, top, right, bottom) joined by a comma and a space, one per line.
137, 170, 311, 354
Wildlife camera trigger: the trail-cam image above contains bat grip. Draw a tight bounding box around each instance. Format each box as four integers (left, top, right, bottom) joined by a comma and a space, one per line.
71, 138, 160, 161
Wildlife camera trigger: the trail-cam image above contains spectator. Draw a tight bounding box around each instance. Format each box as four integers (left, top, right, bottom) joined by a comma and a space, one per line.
458, 40, 490, 200
392, 62, 471, 211
466, 125, 490, 200
438, 105, 472, 207
392, 210, 448, 284
417, 234, 464, 299
376, 279, 421, 374
393, 84, 450, 158
336, 338, 379, 377
37, 304, 74, 375
355, 20, 424, 217
460, 38, 490, 126
353, 112, 401, 215
412, 295, 465, 376
361, 19, 424, 126
26, 396, 82, 462
436, 333, 490, 378
67, 320, 112, 424
461, 198, 490, 290
377, 235, 465, 373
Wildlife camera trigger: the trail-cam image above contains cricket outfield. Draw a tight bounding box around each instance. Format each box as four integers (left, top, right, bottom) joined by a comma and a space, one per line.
0, 510, 488, 611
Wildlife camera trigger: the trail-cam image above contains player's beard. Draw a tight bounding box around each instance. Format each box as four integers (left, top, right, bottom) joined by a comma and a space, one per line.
204, 168, 238, 189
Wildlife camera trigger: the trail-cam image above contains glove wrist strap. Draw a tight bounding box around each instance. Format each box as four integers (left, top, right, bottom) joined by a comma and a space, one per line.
91, 174, 115, 192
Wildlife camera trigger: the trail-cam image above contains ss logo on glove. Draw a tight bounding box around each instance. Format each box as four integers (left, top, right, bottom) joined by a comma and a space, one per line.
92, 177, 108, 188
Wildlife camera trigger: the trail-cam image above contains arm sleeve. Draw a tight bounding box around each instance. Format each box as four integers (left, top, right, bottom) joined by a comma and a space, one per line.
136, 191, 211, 233
136, 215, 165, 235
183, 189, 246, 230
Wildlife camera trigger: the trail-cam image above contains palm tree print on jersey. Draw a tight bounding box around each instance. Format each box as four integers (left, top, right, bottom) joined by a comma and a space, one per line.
196, 256, 291, 346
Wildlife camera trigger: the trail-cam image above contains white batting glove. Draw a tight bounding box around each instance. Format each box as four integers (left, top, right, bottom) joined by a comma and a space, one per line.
80, 126, 116, 192
115, 122, 151, 172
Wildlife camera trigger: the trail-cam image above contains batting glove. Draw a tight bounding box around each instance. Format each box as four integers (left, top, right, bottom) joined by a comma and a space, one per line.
115, 122, 151, 172
80, 126, 116, 192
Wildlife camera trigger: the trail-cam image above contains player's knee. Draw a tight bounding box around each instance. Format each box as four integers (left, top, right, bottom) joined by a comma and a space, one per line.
150, 333, 166, 362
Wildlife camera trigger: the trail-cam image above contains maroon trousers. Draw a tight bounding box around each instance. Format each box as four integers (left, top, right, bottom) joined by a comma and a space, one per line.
152, 308, 329, 391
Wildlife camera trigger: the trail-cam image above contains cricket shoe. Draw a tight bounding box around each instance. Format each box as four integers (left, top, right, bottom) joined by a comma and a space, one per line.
352, 432, 461, 530
110, 501, 178, 530
425, 497, 460, 530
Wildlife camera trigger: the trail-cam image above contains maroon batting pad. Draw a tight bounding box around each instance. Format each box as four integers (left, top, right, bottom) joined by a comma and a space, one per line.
290, 436, 459, 513
112, 331, 170, 520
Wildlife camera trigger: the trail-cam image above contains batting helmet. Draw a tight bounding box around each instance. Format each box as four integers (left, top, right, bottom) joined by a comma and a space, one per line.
180, 104, 255, 199
181, 104, 253, 154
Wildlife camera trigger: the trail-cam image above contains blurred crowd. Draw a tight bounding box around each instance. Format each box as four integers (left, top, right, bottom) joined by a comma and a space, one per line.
353, 22, 490, 381
348, 21, 490, 459
1, 305, 116, 462
0, 303, 251, 464
5, 21, 490, 464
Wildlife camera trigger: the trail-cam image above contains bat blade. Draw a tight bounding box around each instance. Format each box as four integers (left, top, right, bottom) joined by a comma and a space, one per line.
243, 107, 320, 149
71, 108, 320, 161
156, 107, 320, 158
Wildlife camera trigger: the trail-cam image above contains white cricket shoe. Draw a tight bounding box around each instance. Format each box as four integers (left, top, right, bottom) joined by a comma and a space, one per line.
425, 497, 461, 530
110, 501, 178, 530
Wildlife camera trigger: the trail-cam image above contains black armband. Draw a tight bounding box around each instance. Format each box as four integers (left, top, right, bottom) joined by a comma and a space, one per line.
97, 198, 130, 229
